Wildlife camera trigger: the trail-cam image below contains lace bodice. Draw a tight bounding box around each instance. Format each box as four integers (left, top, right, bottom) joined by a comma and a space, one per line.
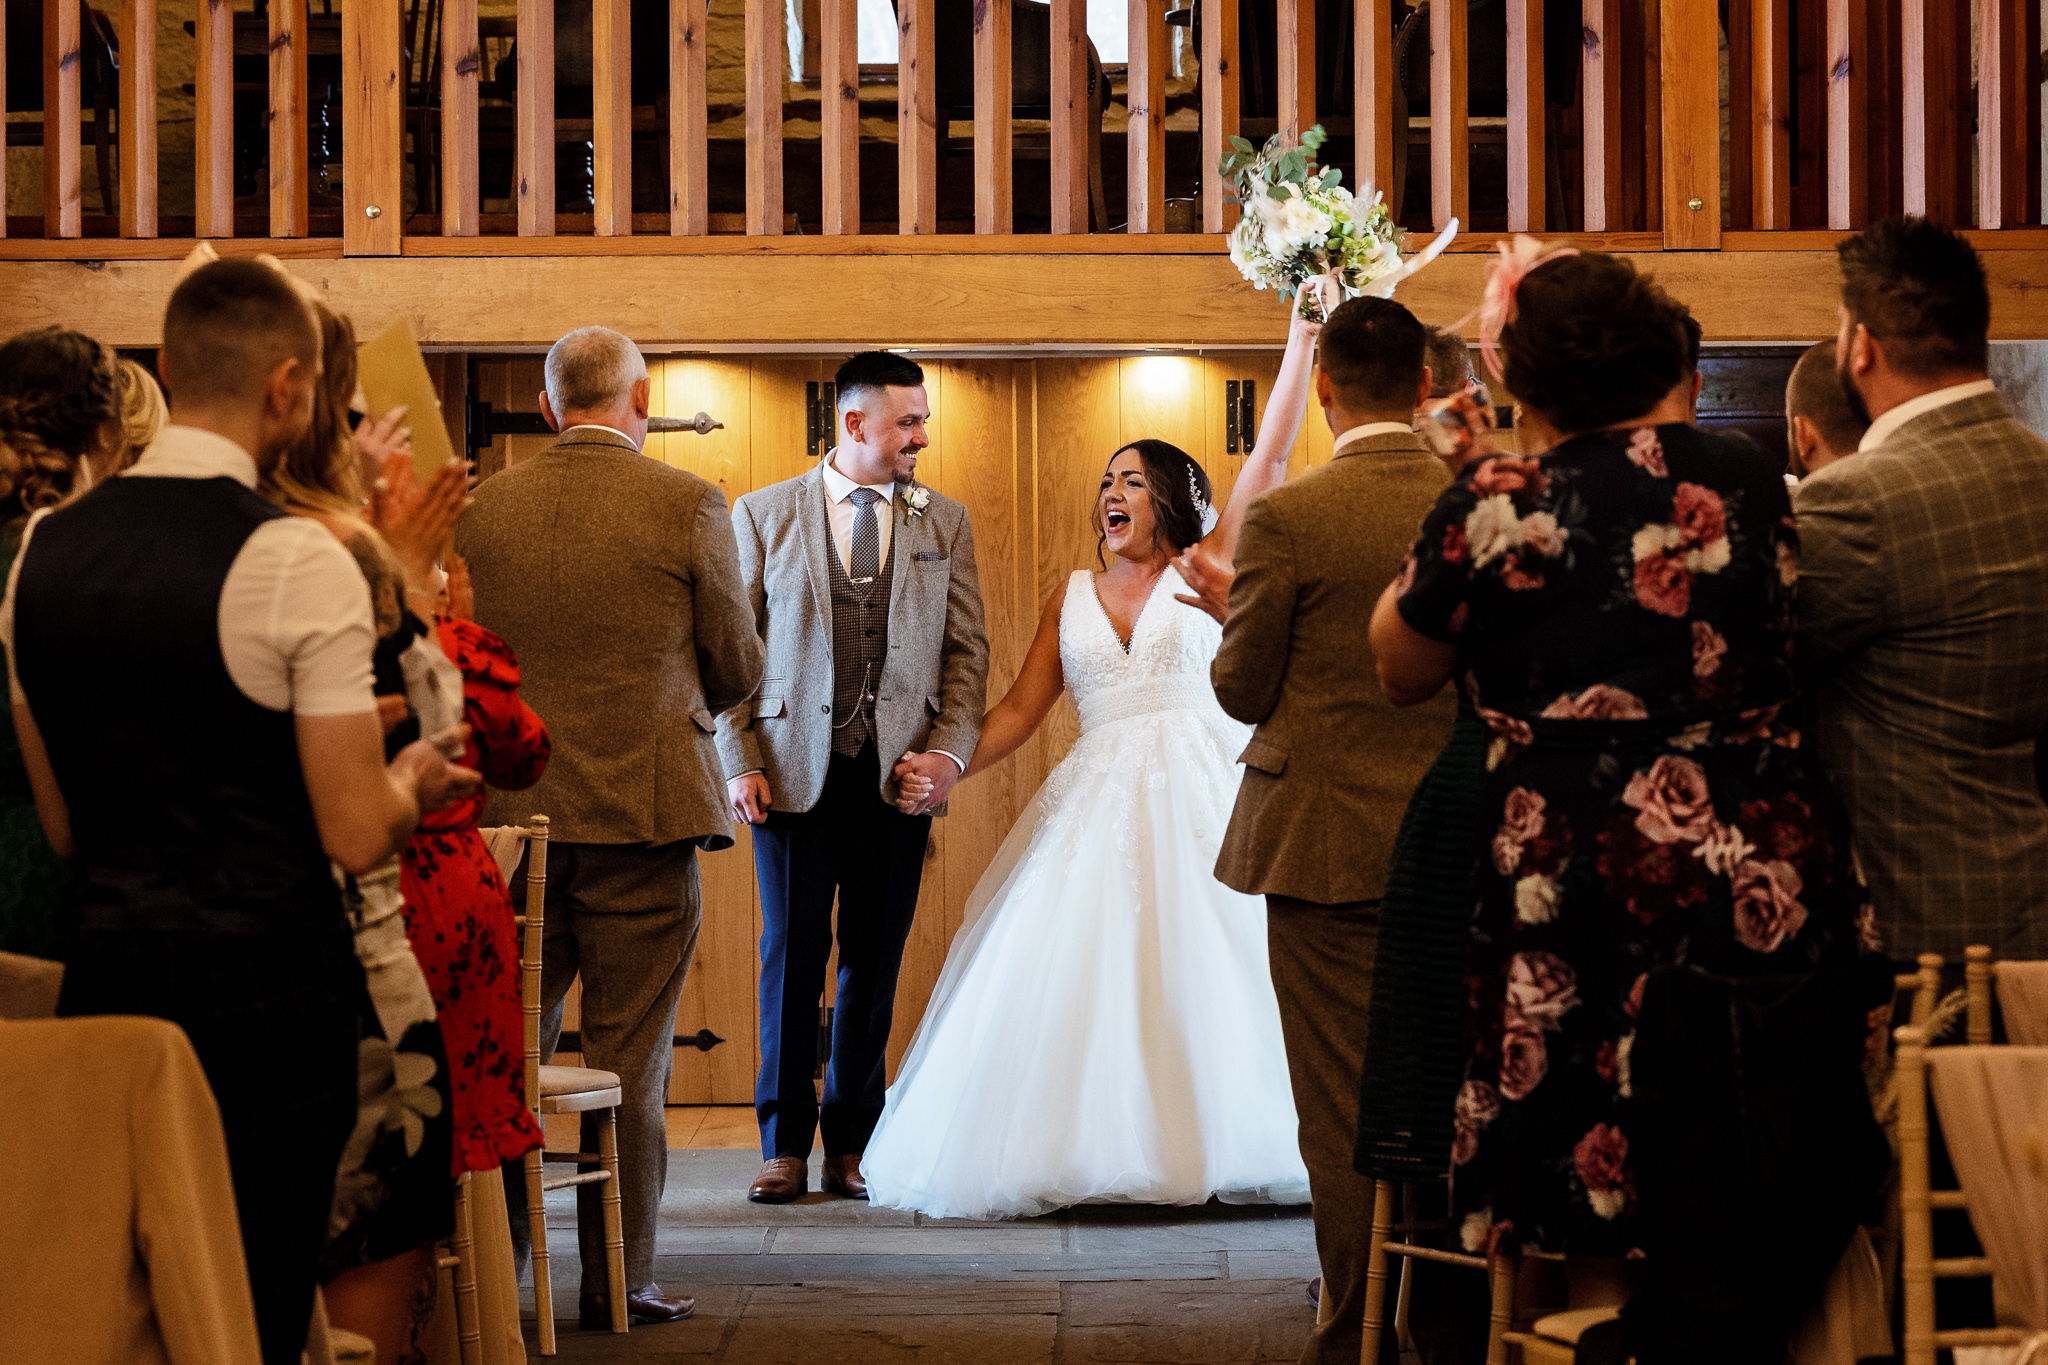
1059, 568, 1226, 733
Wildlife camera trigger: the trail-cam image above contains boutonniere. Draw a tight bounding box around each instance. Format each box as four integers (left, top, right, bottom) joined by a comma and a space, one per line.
902, 485, 931, 520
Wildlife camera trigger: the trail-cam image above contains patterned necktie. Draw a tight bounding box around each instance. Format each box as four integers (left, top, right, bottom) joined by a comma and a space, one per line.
849, 487, 882, 582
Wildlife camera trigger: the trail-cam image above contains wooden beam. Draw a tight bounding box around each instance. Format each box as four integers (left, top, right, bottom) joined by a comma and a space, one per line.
1202, 0, 1241, 232
745, 0, 784, 235
1127, 0, 1165, 232
819, 0, 856, 234
441, 0, 480, 236
44, 0, 82, 238
592, 0, 632, 235
1751, 0, 1790, 229
345, 0, 405, 252
1581, 0, 1623, 230
1662, 0, 1719, 247
897, 0, 937, 234
1977, 0, 2037, 226
1050, 0, 1089, 233
195, 0, 234, 237
119, 0, 157, 237
1431, 0, 1468, 229
672, 0, 708, 234
1276, 0, 1314, 147
1824, 0, 1866, 228
1353, 0, 1393, 211
1903, 0, 1962, 222
1725, 0, 1752, 228
1506, 0, 1543, 232
516, 0, 555, 236
975, 0, 1013, 233
270, 0, 311, 237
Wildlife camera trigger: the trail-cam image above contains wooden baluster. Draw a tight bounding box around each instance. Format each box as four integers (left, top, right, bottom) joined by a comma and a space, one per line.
975, 0, 1012, 233
1902, 0, 1962, 222
1725, 0, 1752, 227
1353, 0, 1393, 212
745, 0, 783, 234
1201, 0, 1241, 231
1, 9, 7, 237
592, 0, 631, 235
516, 0, 554, 235
271, 0, 310, 237
1870, 0, 1904, 218
1277, 0, 1314, 147
1581, 0, 1622, 230
1750, 0, 1790, 228
119, 0, 157, 236
672, 0, 707, 234
1661, 0, 1719, 247
1823, 0, 1867, 227
1977, 0, 2038, 226
1128, 0, 1165, 231
345, 0, 404, 252
1050, 0, 1088, 233
44, 0, 82, 237
819, 0, 856, 232
1506, 0, 1543, 232
897, 0, 936, 234
195, 0, 233, 236
1640, 0, 1660, 231
1431, 0, 1468, 229
441, 0, 480, 235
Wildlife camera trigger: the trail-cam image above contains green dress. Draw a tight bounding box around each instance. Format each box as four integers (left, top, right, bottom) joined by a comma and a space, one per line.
0, 516, 78, 960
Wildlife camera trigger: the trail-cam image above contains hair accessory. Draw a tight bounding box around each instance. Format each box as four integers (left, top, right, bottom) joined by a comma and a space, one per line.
1453, 235, 1580, 384
1187, 465, 1219, 535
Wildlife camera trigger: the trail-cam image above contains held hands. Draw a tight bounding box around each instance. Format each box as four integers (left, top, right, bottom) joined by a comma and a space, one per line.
728, 772, 772, 825
891, 751, 959, 816
1171, 542, 1234, 625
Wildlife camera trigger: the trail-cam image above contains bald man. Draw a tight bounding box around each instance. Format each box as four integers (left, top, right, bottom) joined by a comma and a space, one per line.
1785, 340, 1871, 477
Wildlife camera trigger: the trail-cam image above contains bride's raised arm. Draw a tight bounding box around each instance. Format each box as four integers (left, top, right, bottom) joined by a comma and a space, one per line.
1202, 281, 1329, 566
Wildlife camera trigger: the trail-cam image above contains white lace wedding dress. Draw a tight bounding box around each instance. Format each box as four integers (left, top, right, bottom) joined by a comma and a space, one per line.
860, 567, 1312, 1220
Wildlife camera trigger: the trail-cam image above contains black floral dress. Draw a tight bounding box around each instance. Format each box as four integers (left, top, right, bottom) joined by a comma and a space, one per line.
1395, 424, 1882, 1259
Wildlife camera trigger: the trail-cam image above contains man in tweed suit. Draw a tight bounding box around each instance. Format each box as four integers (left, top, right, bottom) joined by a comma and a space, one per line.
1198, 298, 1454, 1365
1796, 216, 2048, 962
457, 327, 763, 1327
717, 352, 989, 1204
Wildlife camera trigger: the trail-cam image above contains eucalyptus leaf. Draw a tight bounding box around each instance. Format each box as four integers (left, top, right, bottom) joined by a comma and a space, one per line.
1228, 134, 1254, 154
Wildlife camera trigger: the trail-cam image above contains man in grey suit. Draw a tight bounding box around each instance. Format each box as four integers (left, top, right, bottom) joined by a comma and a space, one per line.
1188, 298, 1453, 1365
1797, 216, 2048, 963
717, 351, 989, 1205
456, 327, 764, 1327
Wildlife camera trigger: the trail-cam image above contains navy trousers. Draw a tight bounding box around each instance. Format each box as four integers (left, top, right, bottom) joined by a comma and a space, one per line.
752, 744, 933, 1159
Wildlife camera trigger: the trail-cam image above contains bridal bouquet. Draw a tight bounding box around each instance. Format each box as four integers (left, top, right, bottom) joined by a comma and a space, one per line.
1220, 124, 1456, 319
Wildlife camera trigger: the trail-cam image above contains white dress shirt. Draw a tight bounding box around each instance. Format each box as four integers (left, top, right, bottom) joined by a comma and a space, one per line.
2, 425, 377, 717
1332, 421, 1421, 448
559, 422, 642, 450
1857, 378, 1998, 452
820, 450, 898, 574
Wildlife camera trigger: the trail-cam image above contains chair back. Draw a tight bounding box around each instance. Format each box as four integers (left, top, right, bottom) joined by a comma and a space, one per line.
519, 814, 550, 1120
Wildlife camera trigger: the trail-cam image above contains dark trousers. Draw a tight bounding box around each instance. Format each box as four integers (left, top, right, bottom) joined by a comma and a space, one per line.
752, 744, 933, 1159
58, 928, 362, 1365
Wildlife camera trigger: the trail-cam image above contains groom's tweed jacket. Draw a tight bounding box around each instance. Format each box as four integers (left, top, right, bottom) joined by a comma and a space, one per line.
1794, 389, 2048, 960
716, 462, 988, 814
1213, 431, 1456, 904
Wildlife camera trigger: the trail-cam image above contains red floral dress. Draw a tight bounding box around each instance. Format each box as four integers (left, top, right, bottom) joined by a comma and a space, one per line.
400, 617, 550, 1175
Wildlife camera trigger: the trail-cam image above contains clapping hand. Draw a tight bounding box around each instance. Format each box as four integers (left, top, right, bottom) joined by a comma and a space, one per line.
1171, 542, 1233, 625
442, 553, 475, 622
354, 406, 414, 488
367, 446, 468, 589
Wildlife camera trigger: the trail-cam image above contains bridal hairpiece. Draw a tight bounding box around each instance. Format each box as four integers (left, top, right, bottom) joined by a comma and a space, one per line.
1187, 466, 1219, 536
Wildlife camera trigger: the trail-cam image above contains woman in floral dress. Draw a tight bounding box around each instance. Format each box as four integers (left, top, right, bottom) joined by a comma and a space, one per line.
1370, 246, 1889, 1359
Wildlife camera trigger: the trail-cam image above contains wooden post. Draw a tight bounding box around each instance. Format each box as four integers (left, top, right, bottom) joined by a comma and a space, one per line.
1965, 944, 1994, 1044
1, 8, 7, 237
441, 0, 480, 235
270, 0, 311, 237
1277, 0, 1314, 147
1895, 1026, 1935, 1365
1353, 0, 1394, 209
1506, 0, 1543, 231
592, 0, 632, 235
1825, 0, 1867, 227
745, 0, 784, 235
345, 0, 404, 253
1751, 0, 1791, 229
1359, 1181, 1397, 1363
119, 0, 157, 236
1725, 0, 1752, 227
1580, 0, 1622, 230
195, 0, 234, 236
1641, 0, 1661, 231
1485, 1251, 1520, 1365
1050, 0, 1089, 233
1127, 0, 1165, 231
1902, 0, 1962, 222
1431, 0, 1468, 229
897, 0, 936, 234
820, 0, 857, 233
1201, 0, 1241, 231
516, 0, 555, 236
975, 0, 1013, 233
1870, 0, 1905, 218
1662, 0, 1719, 246
44, 0, 82, 238
672, 0, 708, 234
1977, 0, 2038, 226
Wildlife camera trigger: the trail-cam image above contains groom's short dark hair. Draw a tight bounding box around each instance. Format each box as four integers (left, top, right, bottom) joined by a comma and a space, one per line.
836, 351, 925, 414
1317, 297, 1427, 410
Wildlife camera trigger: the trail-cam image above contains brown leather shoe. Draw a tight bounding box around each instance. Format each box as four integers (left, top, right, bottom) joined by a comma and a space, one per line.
578, 1283, 696, 1329
748, 1157, 809, 1204
820, 1154, 868, 1199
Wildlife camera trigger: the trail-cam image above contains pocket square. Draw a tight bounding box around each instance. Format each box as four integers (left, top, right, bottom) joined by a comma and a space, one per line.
912, 551, 948, 562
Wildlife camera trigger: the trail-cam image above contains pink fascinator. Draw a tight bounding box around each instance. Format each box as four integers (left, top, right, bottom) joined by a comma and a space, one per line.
1460, 235, 1579, 384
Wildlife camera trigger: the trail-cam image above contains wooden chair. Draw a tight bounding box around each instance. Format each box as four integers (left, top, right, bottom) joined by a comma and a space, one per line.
514, 814, 629, 1355
1359, 1179, 1519, 1364
1499, 1306, 1621, 1364
432, 1174, 485, 1365
1897, 951, 1944, 1030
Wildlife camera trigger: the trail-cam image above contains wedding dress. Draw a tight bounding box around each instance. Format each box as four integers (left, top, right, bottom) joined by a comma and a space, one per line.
860, 566, 1312, 1219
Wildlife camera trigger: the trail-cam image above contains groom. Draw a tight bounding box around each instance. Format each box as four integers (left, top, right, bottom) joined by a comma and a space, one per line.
718, 351, 989, 1204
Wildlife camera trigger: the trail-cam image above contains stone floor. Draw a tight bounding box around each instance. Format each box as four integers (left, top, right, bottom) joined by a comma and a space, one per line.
518, 1113, 1321, 1364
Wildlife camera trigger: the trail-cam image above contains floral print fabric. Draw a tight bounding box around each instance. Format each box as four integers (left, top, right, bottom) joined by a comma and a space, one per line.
1397, 424, 1878, 1257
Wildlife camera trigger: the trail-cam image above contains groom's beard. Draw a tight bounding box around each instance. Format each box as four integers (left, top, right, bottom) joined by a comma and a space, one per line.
1836, 356, 1874, 428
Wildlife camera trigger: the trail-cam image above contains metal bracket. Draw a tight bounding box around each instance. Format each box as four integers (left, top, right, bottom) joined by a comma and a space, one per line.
1226, 380, 1241, 454
555, 1028, 726, 1053
1239, 380, 1257, 449
806, 382, 839, 460
465, 399, 723, 451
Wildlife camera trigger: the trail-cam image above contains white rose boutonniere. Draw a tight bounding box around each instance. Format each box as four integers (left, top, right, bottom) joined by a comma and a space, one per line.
903, 485, 931, 520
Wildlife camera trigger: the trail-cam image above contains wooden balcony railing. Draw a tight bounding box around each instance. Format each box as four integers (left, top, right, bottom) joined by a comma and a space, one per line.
0, 0, 2040, 255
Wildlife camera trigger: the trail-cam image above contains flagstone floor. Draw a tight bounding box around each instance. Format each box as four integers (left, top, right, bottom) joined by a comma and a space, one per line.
520, 1108, 1321, 1365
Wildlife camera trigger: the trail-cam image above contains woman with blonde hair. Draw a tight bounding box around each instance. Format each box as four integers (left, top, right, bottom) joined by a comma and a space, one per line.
93, 357, 169, 480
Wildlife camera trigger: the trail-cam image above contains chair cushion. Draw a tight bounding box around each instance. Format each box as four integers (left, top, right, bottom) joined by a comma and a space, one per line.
538, 1064, 621, 1097
1531, 1306, 1623, 1344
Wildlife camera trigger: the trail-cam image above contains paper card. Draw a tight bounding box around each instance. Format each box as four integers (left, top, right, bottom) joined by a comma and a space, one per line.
355, 317, 459, 482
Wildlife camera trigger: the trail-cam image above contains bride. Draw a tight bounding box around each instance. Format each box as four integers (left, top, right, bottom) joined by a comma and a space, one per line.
860, 291, 1330, 1220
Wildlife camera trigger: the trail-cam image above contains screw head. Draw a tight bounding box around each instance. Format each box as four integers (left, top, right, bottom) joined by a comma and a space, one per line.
1687, 197, 1704, 211
365, 204, 383, 219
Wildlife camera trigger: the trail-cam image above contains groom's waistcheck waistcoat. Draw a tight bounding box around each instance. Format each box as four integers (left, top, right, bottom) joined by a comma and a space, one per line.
827, 503, 894, 757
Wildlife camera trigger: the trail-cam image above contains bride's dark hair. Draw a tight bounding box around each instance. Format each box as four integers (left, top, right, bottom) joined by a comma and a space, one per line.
1097, 439, 1212, 566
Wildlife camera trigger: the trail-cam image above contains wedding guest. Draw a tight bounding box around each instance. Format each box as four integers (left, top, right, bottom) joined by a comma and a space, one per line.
94, 357, 168, 481
1, 258, 478, 1365
458, 325, 762, 1328
1372, 245, 1888, 1362
1424, 325, 1476, 399
1796, 218, 2048, 963
1784, 341, 1868, 478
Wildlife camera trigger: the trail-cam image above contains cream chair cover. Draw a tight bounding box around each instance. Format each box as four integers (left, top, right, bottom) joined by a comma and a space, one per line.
1787, 1228, 1892, 1364
0, 1016, 262, 1365
1996, 962, 2048, 1046
478, 828, 526, 886
0, 949, 62, 1018
425, 1168, 528, 1365
1926, 1046, 2048, 1337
